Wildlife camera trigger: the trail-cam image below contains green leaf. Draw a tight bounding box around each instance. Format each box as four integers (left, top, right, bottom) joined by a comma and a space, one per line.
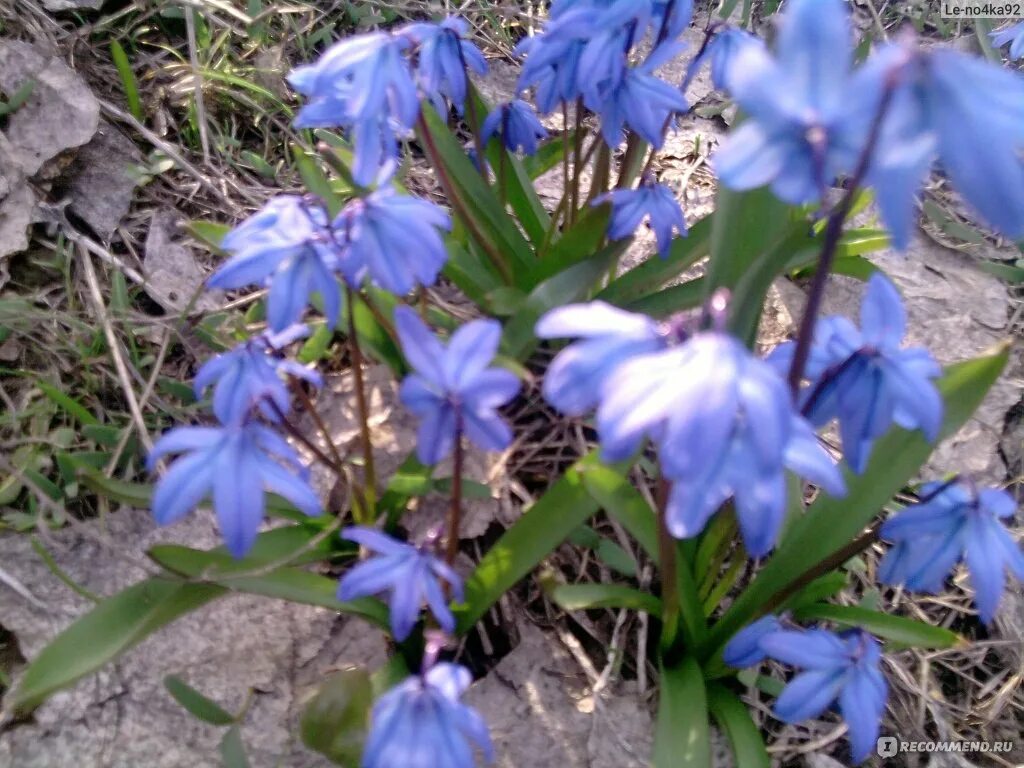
701, 347, 1009, 662
522, 131, 575, 179
653, 656, 710, 768
595, 538, 638, 578
110, 40, 143, 122
187, 219, 231, 251
291, 145, 347, 217
455, 453, 601, 633
547, 583, 661, 614
147, 543, 390, 629
416, 104, 534, 286
7, 579, 225, 715
0, 78, 35, 117
300, 669, 372, 766
220, 726, 251, 768
164, 674, 236, 725
36, 380, 98, 426
76, 470, 152, 507
597, 216, 712, 306
781, 571, 848, 611
979, 260, 1024, 284
532, 205, 612, 277
581, 463, 658, 565
503, 245, 620, 360
706, 684, 769, 768
624, 278, 705, 318
706, 184, 792, 296
792, 603, 963, 649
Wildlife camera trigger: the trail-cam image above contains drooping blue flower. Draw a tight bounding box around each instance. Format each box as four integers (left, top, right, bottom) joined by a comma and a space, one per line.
515, 27, 586, 114
148, 422, 321, 557
844, 39, 1024, 248
288, 32, 419, 186
338, 527, 463, 641
652, 0, 694, 42
760, 628, 887, 764
723, 613, 784, 668
400, 17, 488, 115
714, 0, 864, 204
333, 188, 451, 296
879, 480, 1024, 623
207, 196, 342, 331
535, 301, 669, 416
194, 325, 321, 425
594, 42, 688, 148
770, 273, 942, 474
288, 32, 418, 129
598, 330, 846, 556
480, 99, 548, 155
364, 662, 493, 768
992, 21, 1024, 60
682, 25, 763, 94
594, 178, 687, 257
394, 307, 520, 465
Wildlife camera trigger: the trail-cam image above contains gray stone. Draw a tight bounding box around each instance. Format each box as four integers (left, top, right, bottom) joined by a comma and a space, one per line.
143, 210, 221, 313
0, 40, 99, 178
41, 0, 105, 9
63, 121, 142, 241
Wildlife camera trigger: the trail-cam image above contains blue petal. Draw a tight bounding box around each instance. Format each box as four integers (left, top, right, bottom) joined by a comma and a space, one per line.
151, 452, 214, 525
774, 669, 846, 723
444, 318, 502, 391
839, 665, 887, 763
394, 306, 447, 383
759, 628, 848, 668
860, 274, 906, 348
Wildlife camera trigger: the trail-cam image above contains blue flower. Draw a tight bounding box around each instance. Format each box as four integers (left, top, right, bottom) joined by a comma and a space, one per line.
879, 480, 1024, 623
992, 21, 1024, 60
848, 41, 1024, 248
481, 99, 548, 155
760, 628, 887, 764
652, 0, 694, 42
207, 196, 342, 331
288, 33, 419, 186
148, 422, 321, 557
723, 613, 784, 668
394, 307, 520, 465
400, 17, 487, 115
364, 662, 493, 768
338, 527, 463, 641
536, 301, 669, 416
194, 325, 321, 425
771, 273, 942, 474
598, 331, 846, 556
594, 178, 687, 257
515, 29, 586, 114
682, 25, 763, 94
333, 188, 451, 296
714, 0, 863, 204
594, 42, 688, 148
288, 33, 418, 129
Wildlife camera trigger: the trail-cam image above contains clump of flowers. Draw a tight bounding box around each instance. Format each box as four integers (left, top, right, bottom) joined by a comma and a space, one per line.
15, 4, 1024, 767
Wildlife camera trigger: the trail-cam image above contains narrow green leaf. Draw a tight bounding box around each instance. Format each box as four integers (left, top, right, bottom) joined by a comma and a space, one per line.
291, 145, 346, 217
597, 216, 712, 306
417, 105, 535, 285
148, 543, 390, 629
187, 219, 230, 251
77, 470, 152, 507
36, 380, 98, 426
792, 603, 963, 649
220, 726, 251, 768
595, 538, 638, 577
623, 276, 705, 317
503, 245, 620, 360
455, 453, 601, 633
701, 347, 1009, 662
110, 40, 143, 121
164, 674, 236, 725
653, 656, 710, 768
533, 206, 612, 277
548, 583, 661, 614
300, 669, 371, 765
581, 463, 658, 565
707, 684, 770, 768
7, 579, 225, 715
522, 131, 575, 179
706, 184, 791, 296
780, 570, 848, 611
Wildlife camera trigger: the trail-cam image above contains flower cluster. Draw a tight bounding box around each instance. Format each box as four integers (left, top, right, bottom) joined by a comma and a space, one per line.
714, 0, 1024, 248
725, 619, 887, 764
538, 298, 846, 557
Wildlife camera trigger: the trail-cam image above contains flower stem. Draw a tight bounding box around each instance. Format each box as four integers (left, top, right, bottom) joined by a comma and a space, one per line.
570, 97, 584, 223
456, 43, 487, 181
656, 474, 681, 651
787, 77, 899, 396
415, 112, 514, 285
293, 383, 346, 472
446, 415, 464, 567
346, 285, 376, 523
